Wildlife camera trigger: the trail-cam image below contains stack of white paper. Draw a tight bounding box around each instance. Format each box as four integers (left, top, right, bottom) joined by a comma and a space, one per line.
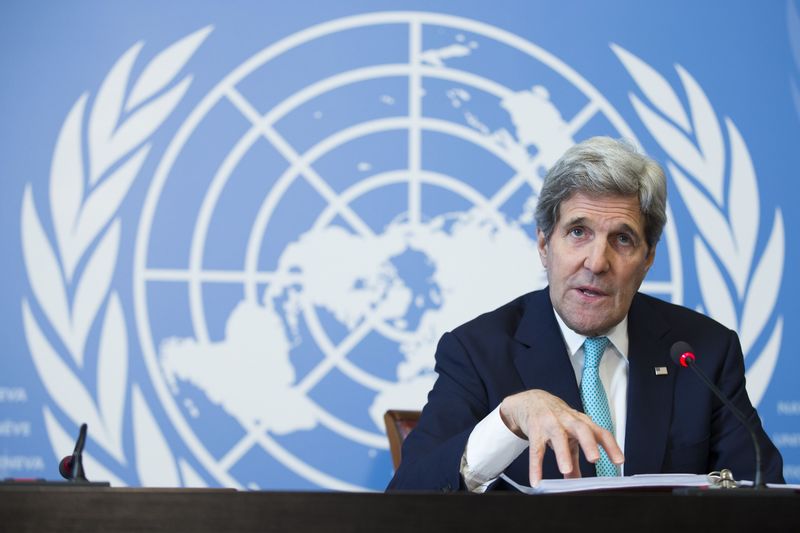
500, 473, 711, 494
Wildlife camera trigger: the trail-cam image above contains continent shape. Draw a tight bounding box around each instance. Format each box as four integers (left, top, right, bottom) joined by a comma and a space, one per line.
160, 300, 317, 435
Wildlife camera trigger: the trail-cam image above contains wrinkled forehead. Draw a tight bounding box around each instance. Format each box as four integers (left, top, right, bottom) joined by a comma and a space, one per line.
556, 192, 645, 231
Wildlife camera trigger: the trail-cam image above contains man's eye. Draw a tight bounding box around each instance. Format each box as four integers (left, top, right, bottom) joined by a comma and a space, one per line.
569, 227, 585, 238
617, 233, 633, 245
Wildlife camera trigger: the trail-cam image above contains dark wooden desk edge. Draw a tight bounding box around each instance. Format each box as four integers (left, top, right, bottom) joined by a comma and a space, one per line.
1, 487, 797, 533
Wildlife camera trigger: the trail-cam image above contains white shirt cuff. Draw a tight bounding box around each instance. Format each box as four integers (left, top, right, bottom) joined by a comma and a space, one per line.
461, 405, 529, 492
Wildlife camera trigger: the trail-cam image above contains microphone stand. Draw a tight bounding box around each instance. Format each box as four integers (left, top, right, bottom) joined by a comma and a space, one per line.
682, 358, 764, 489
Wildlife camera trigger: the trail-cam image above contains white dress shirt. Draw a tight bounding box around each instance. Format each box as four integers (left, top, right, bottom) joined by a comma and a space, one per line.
460, 313, 630, 492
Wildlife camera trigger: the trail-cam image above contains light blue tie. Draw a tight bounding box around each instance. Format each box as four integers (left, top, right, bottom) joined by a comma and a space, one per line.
581, 336, 618, 477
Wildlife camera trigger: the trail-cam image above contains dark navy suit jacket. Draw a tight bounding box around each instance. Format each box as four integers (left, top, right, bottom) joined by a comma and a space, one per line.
388, 288, 783, 490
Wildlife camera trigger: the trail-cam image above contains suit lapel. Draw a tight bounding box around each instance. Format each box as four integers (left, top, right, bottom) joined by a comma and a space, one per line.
512, 289, 582, 409
511, 289, 595, 477
624, 294, 675, 475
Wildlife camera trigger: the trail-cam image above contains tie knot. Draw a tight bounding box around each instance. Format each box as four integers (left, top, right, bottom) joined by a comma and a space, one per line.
584, 336, 609, 368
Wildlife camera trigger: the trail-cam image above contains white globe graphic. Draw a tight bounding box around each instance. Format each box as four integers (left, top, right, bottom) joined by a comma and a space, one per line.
133, 12, 682, 490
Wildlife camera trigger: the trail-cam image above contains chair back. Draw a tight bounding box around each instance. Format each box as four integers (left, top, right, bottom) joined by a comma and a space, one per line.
383, 410, 421, 470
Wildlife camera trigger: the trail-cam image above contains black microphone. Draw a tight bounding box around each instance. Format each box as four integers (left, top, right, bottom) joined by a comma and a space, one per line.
58, 423, 88, 482
669, 341, 765, 489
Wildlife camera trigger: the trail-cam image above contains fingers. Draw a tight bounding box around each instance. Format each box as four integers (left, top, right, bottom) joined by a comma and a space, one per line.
528, 441, 545, 487
503, 389, 625, 486
571, 412, 625, 466
529, 428, 584, 485
594, 426, 625, 465
548, 428, 576, 476
528, 414, 624, 484
563, 441, 582, 479
568, 418, 602, 464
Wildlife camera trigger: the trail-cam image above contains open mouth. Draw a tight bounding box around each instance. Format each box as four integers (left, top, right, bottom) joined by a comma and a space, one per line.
578, 288, 606, 297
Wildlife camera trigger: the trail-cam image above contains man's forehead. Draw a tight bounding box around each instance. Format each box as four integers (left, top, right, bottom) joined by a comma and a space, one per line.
556, 192, 645, 229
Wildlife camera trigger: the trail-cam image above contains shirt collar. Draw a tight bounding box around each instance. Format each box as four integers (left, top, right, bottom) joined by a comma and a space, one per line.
552, 309, 630, 360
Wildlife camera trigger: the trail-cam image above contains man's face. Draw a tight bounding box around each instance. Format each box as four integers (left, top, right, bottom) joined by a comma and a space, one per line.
537, 192, 654, 336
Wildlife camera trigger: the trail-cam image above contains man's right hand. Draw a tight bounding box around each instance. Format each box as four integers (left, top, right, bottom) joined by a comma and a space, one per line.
499, 389, 624, 486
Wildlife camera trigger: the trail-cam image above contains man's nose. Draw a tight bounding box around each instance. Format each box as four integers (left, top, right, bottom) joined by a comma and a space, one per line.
584, 240, 611, 274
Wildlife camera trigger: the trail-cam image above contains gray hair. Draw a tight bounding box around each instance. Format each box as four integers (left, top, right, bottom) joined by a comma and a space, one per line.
534, 136, 667, 248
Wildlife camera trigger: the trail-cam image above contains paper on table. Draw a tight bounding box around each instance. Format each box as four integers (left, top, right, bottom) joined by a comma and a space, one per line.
500, 473, 710, 494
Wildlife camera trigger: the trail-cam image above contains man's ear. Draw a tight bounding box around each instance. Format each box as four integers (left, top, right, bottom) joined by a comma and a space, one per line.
537, 228, 548, 268
644, 245, 656, 270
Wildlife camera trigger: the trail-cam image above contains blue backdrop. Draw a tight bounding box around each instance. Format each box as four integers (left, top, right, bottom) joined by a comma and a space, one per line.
1, 0, 799, 490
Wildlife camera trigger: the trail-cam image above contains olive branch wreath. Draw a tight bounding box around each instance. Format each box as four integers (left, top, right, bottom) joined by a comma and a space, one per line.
21, 27, 211, 486
613, 44, 784, 406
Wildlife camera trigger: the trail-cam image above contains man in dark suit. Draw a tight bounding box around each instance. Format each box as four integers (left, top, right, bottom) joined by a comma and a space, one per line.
388, 137, 783, 491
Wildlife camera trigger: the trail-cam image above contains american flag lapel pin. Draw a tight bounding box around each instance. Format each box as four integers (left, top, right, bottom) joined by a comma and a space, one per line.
654, 366, 669, 376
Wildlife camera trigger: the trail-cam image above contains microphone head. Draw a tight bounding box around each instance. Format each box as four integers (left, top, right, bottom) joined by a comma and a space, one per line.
58, 456, 74, 480
670, 341, 696, 367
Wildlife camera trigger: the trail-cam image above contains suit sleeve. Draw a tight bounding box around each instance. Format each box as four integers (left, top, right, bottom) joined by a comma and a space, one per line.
386, 332, 490, 491
708, 330, 784, 483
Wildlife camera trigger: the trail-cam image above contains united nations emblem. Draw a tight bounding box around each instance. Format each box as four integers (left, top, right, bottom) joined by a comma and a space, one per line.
22, 12, 783, 490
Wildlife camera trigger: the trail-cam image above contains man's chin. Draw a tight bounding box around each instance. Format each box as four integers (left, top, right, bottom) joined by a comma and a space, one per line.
561, 313, 617, 337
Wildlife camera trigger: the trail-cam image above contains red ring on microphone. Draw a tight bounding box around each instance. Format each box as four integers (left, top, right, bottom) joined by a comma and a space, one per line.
679, 352, 696, 368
